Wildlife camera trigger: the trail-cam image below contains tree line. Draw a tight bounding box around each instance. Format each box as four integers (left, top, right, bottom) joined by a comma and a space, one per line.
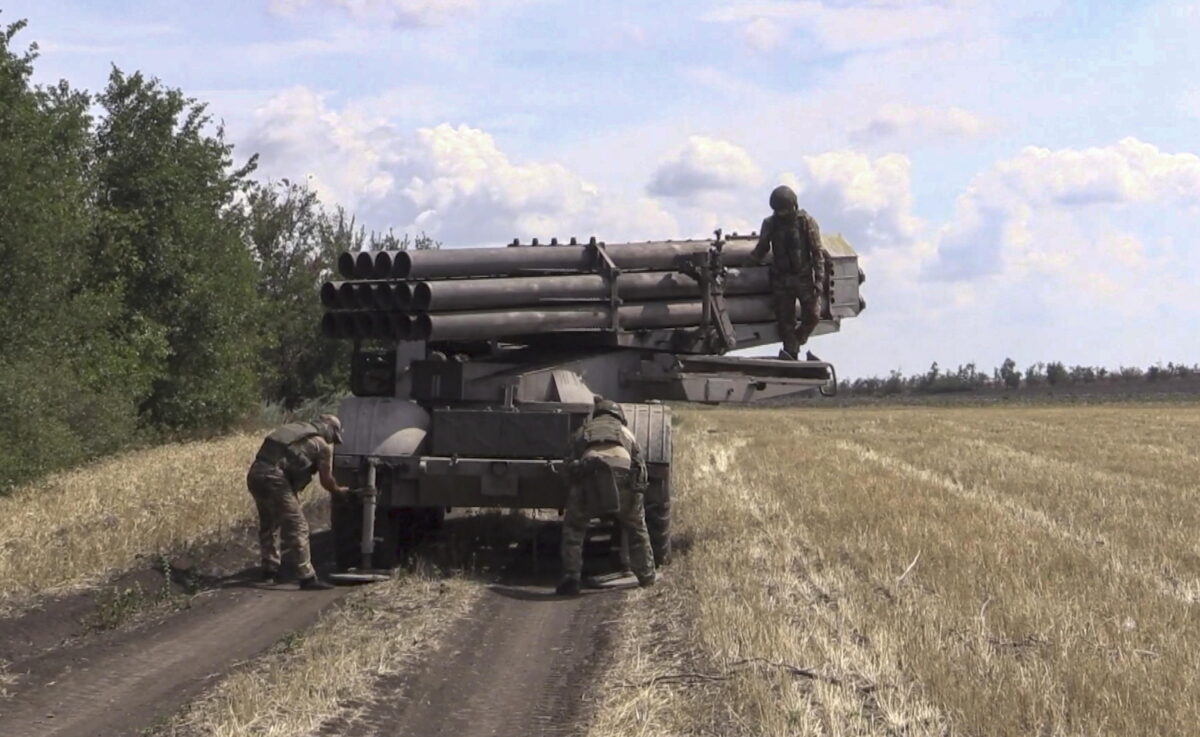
841, 359, 1200, 397
0, 20, 429, 491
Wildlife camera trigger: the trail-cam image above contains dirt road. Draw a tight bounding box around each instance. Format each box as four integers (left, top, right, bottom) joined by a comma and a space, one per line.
0, 511, 350, 737
325, 516, 630, 737
328, 581, 626, 737
0, 582, 347, 737
0, 514, 629, 737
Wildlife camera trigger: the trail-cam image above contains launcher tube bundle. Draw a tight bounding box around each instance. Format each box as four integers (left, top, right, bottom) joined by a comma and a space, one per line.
322, 233, 864, 351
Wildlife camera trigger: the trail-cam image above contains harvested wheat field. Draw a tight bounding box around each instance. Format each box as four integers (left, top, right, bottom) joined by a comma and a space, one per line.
591, 403, 1200, 737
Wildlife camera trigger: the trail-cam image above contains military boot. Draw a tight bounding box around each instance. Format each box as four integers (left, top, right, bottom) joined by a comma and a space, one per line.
555, 577, 581, 596
299, 576, 335, 591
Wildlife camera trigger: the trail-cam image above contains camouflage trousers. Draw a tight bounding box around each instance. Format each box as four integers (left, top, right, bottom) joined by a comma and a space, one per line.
772, 273, 820, 356
246, 461, 316, 580
561, 466, 654, 582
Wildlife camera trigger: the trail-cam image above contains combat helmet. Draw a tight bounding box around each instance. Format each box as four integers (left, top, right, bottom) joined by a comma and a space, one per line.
315, 414, 344, 444
769, 184, 798, 215
592, 396, 627, 425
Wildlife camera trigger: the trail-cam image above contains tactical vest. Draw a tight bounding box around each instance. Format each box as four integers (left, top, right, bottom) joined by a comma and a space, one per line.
581, 415, 631, 451
770, 212, 818, 276
255, 422, 322, 489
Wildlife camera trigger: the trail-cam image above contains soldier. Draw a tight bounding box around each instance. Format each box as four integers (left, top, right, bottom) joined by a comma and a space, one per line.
749, 185, 826, 359
247, 414, 349, 590
557, 397, 655, 596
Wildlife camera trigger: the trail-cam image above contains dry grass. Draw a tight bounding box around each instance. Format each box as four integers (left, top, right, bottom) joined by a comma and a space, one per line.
158, 574, 479, 737
590, 403, 1200, 736
0, 433, 271, 610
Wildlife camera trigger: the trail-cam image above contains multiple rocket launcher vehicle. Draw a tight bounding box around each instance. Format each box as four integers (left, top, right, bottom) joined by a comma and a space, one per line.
324, 230, 865, 570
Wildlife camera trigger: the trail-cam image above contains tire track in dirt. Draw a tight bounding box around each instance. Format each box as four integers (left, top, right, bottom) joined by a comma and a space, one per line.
0, 583, 348, 737
0, 503, 349, 737
328, 583, 623, 737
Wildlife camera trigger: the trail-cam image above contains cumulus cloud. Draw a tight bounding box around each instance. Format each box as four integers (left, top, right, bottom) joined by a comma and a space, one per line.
647, 136, 762, 200
267, 0, 479, 26
993, 138, 1200, 206
849, 104, 990, 144
243, 87, 677, 245
780, 150, 920, 250
931, 137, 1200, 280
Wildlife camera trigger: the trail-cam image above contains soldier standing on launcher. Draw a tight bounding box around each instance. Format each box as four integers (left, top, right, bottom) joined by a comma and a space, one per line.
247, 414, 349, 590
557, 397, 656, 596
750, 185, 826, 360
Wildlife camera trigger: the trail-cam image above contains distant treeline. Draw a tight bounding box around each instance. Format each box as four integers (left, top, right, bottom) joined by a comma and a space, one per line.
840, 359, 1200, 397
0, 20, 431, 490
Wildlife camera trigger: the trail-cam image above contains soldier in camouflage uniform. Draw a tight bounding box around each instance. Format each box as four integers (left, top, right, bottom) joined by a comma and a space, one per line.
247, 414, 349, 590
556, 397, 655, 596
750, 185, 826, 359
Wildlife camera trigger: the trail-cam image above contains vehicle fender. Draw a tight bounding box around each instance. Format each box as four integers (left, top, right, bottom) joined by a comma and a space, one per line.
337, 397, 430, 457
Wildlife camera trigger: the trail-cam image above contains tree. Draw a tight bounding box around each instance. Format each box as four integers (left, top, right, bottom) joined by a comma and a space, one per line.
1046, 361, 1067, 386
0, 20, 152, 488
90, 69, 261, 431
1024, 362, 1045, 387
242, 181, 442, 408
242, 180, 350, 407
999, 357, 1021, 389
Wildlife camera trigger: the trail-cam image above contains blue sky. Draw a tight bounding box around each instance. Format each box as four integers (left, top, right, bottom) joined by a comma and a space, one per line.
7, 0, 1199, 377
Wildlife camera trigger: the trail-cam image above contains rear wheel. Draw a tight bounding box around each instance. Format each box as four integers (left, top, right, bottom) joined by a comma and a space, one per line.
644, 476, 672, 566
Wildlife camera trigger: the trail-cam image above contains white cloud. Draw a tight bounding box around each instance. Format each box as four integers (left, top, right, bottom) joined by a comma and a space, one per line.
268, 0, 479, 26
849, 103, 990, 144
994, 138, 1200, 206
242, 87, 677, 245
931, 138, 1200, 280
781, 150, 920, 250
647, 136, 762, 200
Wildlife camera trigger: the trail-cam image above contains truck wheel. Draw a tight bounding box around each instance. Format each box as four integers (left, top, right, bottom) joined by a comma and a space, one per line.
644, 477, 672, 566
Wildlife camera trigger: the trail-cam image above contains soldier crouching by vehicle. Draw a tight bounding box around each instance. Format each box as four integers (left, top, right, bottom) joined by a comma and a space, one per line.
750, 185, 826, 360
247, 414, 349, 590
557, 397, 656, 596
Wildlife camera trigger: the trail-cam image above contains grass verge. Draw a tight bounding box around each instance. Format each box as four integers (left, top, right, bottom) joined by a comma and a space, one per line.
0, 432, 279, 611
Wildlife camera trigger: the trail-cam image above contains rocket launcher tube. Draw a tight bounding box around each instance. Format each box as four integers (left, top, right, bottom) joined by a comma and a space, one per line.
337, 252, 357, 279
381, 238, 762, 281
322, 281, 412, 310
320, 281, 340, 309
320, 311, 413, 339
409, 267, 772, 312
410, 294, 784, 342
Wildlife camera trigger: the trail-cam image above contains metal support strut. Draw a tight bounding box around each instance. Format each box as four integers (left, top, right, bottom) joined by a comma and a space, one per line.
328, 458, 391, 584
